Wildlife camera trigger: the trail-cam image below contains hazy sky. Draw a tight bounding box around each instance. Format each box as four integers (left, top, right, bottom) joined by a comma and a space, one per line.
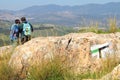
0, 0, 120, 10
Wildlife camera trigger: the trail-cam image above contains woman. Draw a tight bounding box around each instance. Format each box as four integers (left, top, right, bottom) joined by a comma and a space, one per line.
10, 19, 20, 45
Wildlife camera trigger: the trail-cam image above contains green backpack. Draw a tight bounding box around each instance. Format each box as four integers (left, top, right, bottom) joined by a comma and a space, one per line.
23, 23, 31, 36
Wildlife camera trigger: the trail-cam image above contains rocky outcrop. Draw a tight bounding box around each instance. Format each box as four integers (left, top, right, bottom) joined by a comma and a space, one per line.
8, 32, 120, 75
0, 45, 13, 57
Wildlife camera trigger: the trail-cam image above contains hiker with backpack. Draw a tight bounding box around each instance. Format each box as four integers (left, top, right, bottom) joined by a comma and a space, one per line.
10, 19, 20, 45
19, 17, 33, 44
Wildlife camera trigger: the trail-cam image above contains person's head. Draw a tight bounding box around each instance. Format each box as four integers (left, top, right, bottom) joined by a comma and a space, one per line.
21, 17, 26, 22
15, 19, 20, 24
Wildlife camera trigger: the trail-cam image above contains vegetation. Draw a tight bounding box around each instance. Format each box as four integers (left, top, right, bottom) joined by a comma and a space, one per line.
32, 25, 77, 37
77, 55, 120, 79
0, 34, 10, 46
0, 49, 119, 80
0, 18, 120, 79
26, 56, 74, 80
0, 21, 77, 46
0, 18, 120, 46
79, 18, 119, 33
108, 17, 117, 33
0, 48, 16, 80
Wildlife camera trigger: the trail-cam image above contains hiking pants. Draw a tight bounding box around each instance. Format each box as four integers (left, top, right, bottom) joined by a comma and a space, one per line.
21, 35, 31, 44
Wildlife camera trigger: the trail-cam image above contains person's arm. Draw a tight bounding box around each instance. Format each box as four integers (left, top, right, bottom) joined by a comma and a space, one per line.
10, 24, 15, 40
10, 25, 14, 35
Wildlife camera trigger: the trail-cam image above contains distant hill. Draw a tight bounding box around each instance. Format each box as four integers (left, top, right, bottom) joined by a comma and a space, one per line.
1, 2, 120, 26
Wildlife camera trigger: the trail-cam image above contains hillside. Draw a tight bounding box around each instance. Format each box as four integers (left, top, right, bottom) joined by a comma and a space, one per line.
0, 20, 77, 46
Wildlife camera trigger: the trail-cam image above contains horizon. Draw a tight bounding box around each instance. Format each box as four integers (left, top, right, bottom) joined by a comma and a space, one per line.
0, 0, 120, 10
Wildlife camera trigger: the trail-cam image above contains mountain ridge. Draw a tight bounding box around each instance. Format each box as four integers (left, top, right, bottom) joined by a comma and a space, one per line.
0, 2, 120, 26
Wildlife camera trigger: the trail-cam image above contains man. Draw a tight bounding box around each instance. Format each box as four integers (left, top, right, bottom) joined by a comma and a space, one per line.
19, 17, 33, 44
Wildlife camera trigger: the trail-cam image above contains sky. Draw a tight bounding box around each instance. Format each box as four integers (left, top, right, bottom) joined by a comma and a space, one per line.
0, 0, 120, 10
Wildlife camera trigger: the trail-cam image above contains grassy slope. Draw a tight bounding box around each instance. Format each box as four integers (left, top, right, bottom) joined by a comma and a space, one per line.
0, 22, 77, 46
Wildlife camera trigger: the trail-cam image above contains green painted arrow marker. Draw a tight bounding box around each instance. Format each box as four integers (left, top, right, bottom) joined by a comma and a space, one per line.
91, 48, 99, 54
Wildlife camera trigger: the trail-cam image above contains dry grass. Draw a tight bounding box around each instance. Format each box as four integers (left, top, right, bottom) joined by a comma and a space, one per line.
26, 56, 74, 80
77, 54, 120, 79
0, 46, 119, 80
108, 17, 117, 33
0, 47, 17, 80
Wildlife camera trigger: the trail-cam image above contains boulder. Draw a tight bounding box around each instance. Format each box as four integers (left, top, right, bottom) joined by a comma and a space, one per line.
0, 45, 13, 57
8, 32, 120, 74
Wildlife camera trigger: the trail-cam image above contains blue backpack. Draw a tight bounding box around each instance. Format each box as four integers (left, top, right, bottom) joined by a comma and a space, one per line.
23, 23, 31, 36
13, 25, 19, 34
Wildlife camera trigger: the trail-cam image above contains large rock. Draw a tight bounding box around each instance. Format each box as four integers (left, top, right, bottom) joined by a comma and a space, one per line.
8, 32, 120, 74
0, 45, 13, 57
